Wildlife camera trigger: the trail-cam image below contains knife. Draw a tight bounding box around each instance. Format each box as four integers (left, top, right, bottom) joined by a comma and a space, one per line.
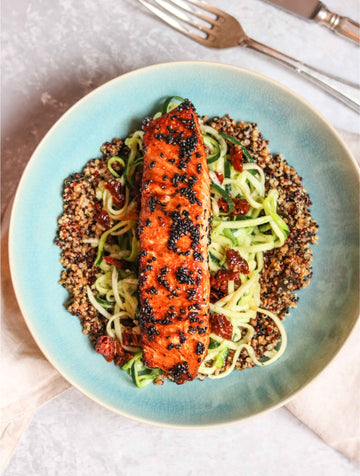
264, 0, 360, 45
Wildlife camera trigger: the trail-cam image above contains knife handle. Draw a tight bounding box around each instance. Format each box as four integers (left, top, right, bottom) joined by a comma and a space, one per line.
315, 4, 360, 45
246, 38, 360, 113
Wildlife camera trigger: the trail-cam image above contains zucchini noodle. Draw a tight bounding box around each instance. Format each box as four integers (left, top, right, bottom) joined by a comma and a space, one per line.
201, 127, 288, 378
87, 97, 289, 386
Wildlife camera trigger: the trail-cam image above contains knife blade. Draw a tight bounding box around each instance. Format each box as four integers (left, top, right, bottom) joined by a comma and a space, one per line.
264, 0, 360, 45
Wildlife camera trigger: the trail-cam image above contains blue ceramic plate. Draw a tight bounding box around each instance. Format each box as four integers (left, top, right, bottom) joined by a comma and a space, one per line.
9, 62, 359, 427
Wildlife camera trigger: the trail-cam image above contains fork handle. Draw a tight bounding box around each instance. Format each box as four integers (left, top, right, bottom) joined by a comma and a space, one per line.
246, 38, 360, 113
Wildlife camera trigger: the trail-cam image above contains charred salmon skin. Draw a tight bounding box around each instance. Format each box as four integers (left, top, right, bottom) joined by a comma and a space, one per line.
138, 100, 211, 384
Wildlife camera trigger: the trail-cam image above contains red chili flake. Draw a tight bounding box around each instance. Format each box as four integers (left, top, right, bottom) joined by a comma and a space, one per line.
105, 179, 125, 206
95, 335, 116, 362
215, 172, 224, 184
102, 256, 125, 268
226, 249, 250, 274
210, 313, 233, 340
230, 146, 243, 172
218, 197, 250, 216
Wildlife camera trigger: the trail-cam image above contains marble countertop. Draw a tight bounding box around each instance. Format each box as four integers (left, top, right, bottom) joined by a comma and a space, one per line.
2, 0, 360, 474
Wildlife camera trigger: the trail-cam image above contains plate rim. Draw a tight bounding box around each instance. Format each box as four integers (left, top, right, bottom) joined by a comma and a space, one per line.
8, 60, 360, 428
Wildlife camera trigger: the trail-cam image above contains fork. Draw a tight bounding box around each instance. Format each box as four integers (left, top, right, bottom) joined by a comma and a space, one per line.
138, 0, 360, 113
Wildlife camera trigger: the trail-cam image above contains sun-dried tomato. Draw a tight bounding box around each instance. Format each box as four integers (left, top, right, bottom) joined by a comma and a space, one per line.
95, 335, 116, 362
120, 210, 138, 221
113, 340, 133, 367
232, 198, 250, 216
114, 352, 132, 367
210, 313, 233, 340
94, 202, 111, 228
226, 249, 250, 274
95, 336, 133, 367
218, 198, 230, 214
210, 269, 240, 303
102, 256, 126, 268
215, 269, 240, 282
230, 146, 243, 172
122, 329, 142, 347
105, 179, 125, 206
218, 197, 250, 216
215, 172, 224, 184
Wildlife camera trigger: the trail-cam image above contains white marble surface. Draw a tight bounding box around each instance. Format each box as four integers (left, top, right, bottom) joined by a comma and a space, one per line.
4, 388, 360, 476
2, 0, 360, 474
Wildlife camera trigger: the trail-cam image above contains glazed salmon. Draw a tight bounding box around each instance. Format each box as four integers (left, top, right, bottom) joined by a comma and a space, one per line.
138, 100, 211, 384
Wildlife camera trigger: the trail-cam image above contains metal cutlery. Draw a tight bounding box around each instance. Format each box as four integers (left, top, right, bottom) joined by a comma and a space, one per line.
264, 0, 360, 45
138, 0, 360, 113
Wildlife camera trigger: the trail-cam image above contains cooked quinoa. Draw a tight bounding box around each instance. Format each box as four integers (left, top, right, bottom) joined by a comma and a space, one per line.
55, 160, 112, 344
55, 115, 318, 374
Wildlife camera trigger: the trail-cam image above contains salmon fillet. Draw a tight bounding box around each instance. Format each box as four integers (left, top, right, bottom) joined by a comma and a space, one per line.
138, 100, 211, 384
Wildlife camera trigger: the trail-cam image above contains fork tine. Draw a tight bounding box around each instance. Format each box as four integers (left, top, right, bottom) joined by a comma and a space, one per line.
139, 0, 212, 42
139, 0, 199, 39
186, 0, 225, 17
167, 0, 216, 25
153, 0, 213, 35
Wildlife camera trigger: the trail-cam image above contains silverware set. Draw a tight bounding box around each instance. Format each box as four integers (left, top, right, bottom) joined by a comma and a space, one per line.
138, 0, 360, 113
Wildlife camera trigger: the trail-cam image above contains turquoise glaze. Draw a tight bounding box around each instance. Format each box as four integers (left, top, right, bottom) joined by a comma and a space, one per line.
9, 62, 359, 427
